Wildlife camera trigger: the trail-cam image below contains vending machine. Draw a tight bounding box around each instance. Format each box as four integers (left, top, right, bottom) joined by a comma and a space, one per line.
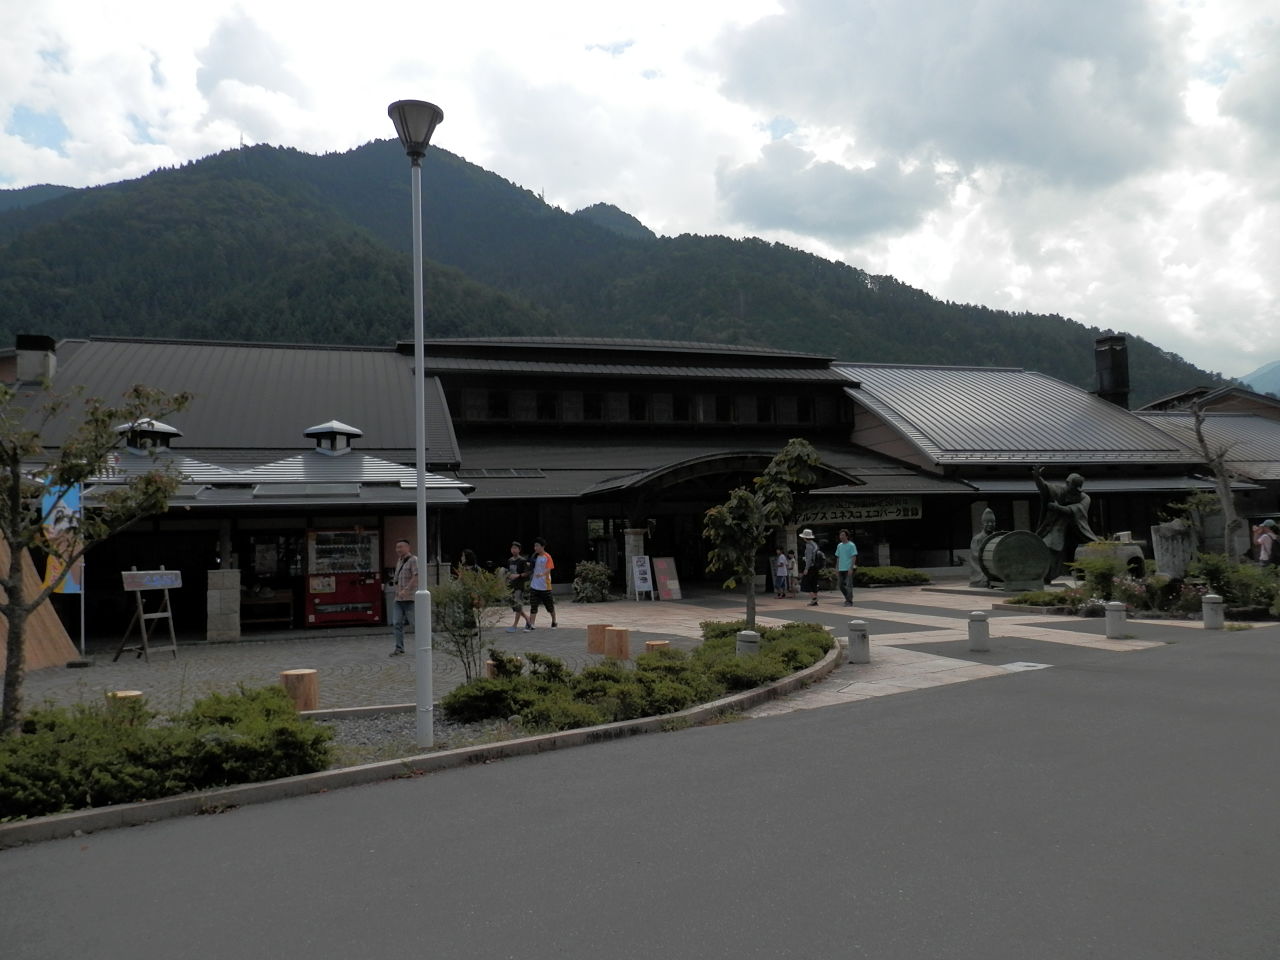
305, 529, 383, 626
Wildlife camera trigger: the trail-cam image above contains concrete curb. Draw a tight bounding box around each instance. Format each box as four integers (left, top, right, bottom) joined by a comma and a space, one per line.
0, 637, 843, 849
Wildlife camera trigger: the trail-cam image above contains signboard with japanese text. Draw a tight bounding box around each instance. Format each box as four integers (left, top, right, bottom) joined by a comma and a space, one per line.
631, 555, 654, 596
121, 569, 183, 591
652, 557, 682, 600
794, 496, 923, 526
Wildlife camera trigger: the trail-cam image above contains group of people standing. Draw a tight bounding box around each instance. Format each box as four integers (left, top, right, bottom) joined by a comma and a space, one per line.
773, 528, 859, 607
386, 536, 559, 656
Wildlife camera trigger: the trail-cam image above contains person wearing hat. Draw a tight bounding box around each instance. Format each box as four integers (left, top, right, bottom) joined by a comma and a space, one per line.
799, 528, 821, 606
504, 540, 532, 632
1254, 519, 1278, 566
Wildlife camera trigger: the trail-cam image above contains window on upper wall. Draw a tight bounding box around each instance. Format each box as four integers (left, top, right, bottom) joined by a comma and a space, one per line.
714, 395, 735, 423
488, 390, 510, 419
583, 392, 604, 420
536, 391, 559, 420
629, 393, 650, 421
756, 396, 775, 423
796, 396, 814, 423
672, 394, 692, 421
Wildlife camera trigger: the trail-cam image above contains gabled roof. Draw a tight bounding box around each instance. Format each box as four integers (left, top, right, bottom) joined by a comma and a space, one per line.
1139, 384, 1280, 419
39, 337, 461, 465
836, 362, 1199, 466
1138, 412, 1280, 481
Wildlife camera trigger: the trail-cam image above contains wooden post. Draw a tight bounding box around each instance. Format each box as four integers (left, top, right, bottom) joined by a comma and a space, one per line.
586, 623, 612, 654
603, 627, 631, 661
280, 669, 319, 711
644, 640, 670, 653
484, 659, 497, 678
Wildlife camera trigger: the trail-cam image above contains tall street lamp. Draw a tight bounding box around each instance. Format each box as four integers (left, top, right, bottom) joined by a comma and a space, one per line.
388, 99, 444, 748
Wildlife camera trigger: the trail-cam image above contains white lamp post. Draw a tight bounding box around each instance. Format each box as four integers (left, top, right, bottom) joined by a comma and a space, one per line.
388, 99, 444, 748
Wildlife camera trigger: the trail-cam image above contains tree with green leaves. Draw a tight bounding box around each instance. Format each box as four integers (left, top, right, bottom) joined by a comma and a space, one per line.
1, 382, 190, 735
703, 438, 823, 628
431, 567, 513, 682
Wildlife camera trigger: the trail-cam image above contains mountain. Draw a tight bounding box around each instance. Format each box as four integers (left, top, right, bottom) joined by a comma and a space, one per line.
0, 184, 77, 214
573, 203, 657, 241
1241, 360, 1280, 398
0, 141, 1225, 406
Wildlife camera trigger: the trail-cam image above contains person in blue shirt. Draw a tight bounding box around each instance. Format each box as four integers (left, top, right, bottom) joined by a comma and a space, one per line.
835, 528, 858, 607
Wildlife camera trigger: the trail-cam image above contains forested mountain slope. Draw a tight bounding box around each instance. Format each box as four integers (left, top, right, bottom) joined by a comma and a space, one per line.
0, 141, 1221, 405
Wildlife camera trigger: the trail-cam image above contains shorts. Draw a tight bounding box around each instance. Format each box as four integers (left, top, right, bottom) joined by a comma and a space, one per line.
509, 585, 526, 612
529, 588, 555, 615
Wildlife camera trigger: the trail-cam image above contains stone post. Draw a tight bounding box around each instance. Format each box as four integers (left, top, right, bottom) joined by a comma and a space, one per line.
847, 620, 870, 664
1202, 593, 1225, 630
968, 611, 990, 652
736, 630, 760, 657
1104, 601, 1127, 639
207, 569, 241, 642
623, 527, 647, 600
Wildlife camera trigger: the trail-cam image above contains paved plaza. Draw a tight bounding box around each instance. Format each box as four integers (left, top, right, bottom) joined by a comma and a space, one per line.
18, 576, 1246, 721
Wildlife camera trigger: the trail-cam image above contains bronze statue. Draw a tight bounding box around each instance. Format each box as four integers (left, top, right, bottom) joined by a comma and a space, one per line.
1033, 466, 1100, 581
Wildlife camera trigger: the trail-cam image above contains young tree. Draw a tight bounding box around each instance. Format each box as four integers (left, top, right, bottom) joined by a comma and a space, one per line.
1, 382, 190, 735
431, 567, 512, 681
703, 438, 823, 628
1190, 401, 1247, 558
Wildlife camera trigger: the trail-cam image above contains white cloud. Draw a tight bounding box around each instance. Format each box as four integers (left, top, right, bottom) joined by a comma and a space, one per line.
0, 0, 1275, 377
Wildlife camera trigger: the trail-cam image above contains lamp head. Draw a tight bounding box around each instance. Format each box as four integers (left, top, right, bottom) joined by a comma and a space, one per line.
387, 100, 444, 163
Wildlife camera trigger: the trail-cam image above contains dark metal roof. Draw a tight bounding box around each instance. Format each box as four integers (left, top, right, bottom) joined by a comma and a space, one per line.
416, 336, 833, 364
1138, 412, 1280, 481
422, 355, 845, 381
447, 436, 965, 499
40, 337, 460, 464
836, 364, 1199, 465
967, 476, 1261, 493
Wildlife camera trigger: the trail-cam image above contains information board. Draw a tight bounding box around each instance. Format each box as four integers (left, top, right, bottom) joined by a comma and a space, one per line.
652, 557, 682, 601
121, 569, 183, 591
631, 555, 654, 596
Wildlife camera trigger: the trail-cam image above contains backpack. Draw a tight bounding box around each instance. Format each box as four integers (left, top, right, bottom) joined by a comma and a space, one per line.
812, 549, 828, 571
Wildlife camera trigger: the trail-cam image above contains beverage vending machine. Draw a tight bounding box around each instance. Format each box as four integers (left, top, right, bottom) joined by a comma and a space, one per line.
305, 529, 383, 626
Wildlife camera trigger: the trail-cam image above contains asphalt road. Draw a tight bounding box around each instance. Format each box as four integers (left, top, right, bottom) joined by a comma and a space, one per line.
5, 626, 1280, 960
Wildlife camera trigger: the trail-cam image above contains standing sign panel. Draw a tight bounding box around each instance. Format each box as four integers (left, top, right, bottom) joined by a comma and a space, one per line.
631, 555, 655, 598
652, 557, 682, 600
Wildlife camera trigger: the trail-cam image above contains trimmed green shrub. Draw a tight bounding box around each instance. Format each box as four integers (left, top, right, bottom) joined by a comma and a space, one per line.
0, 686, 332, 821
572, 560, 614, 602
438, 619, 835, 733
852, 566, 930, 586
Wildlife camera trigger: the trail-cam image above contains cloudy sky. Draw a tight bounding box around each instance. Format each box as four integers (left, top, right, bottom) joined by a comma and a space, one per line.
2, 1, 1277, 379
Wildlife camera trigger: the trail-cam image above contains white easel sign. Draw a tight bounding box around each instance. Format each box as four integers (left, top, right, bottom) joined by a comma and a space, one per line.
631, 555, 655, 598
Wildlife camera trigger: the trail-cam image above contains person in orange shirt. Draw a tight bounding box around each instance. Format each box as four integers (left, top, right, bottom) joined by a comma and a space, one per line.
526, 537, 557, 629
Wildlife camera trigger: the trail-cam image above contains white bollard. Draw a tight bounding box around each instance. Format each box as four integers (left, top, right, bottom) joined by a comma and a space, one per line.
847, 620, 870, 664
1202, 594, 1225, 630
1104, 601, 1127, 639
968, 611, 990, 652
736, 630, 761, 657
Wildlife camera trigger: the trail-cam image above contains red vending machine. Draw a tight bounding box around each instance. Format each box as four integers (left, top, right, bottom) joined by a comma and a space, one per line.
305, 529, 384, 626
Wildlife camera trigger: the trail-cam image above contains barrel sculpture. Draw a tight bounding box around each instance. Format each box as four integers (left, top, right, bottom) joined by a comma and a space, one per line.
977, 530, 1052, 592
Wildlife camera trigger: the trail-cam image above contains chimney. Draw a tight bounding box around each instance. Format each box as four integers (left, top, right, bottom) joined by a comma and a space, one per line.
1094, 334, 1129, 409
115, 418, 183, 455
305, 420, 362, 456
15, 334, 57, 383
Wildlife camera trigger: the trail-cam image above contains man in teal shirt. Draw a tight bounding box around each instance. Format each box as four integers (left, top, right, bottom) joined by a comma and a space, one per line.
835, 528, 858, 607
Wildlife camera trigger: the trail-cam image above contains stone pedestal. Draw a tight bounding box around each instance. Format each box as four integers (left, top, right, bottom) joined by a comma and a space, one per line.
207, 569, 241, 642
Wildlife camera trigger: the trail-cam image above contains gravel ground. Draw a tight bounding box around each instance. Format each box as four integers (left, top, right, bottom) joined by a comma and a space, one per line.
318, 711, 524, 768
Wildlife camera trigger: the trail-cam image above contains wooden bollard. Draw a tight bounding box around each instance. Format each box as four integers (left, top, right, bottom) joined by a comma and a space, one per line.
603, 627, 631, 660
280, 669, 318, 711
106, 690, 144, 701
644, 640, 670, 653
586, 623, 612, 655
484, 659, 497, 678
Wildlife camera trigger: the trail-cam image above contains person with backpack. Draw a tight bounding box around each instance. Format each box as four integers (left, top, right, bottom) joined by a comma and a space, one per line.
799, 528, 824, 606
